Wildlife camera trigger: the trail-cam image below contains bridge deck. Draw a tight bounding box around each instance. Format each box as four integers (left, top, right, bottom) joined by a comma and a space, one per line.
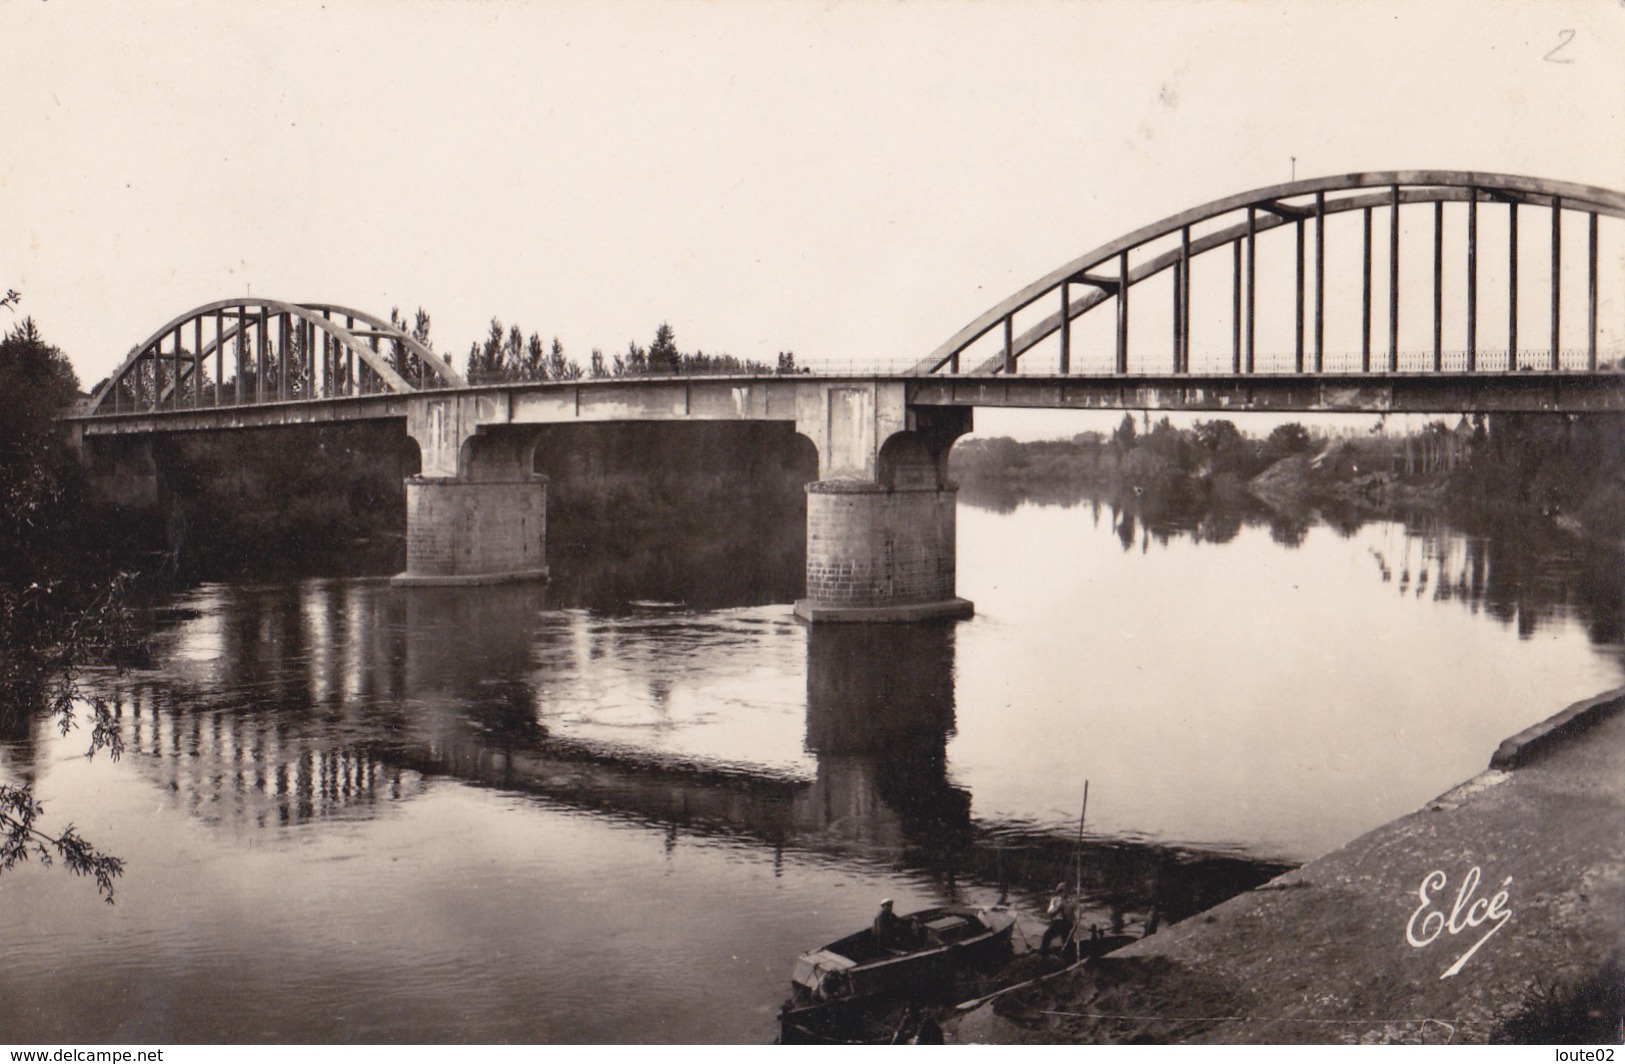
67, 369, 1625, 436
906, 371, 1625, 414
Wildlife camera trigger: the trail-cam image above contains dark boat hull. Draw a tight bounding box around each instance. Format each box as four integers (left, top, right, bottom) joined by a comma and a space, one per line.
780, 905, 1016, 1042
779, 926, 1138, 1043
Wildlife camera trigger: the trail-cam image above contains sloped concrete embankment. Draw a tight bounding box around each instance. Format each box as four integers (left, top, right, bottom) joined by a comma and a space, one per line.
958, 686, 1625, 1044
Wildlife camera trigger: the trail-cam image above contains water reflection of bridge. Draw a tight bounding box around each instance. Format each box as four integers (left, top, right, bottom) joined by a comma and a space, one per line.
115, 686, 420, 827
90, 578, 1286, 927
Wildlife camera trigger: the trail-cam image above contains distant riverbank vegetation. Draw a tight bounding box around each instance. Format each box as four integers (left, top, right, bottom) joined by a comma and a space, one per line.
954, 413, 1625, 650
464, 318, 802, 382
951, 412, 1625, 548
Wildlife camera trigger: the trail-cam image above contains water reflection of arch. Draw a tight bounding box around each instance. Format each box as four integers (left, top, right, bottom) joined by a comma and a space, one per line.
149, 580, 968, 851
110, 680, 422, 829
122, 577, 1289, 925
198, 579, 411, 711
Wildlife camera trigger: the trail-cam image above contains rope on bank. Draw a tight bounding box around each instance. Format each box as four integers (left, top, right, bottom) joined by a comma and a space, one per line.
1037, 1010, 1465, 1042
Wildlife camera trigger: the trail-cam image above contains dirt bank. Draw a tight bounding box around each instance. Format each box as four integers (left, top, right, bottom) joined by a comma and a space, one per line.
956, 688, 1625, 1045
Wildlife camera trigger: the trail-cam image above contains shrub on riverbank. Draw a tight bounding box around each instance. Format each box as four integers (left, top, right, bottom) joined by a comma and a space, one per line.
0, 313, 127, 901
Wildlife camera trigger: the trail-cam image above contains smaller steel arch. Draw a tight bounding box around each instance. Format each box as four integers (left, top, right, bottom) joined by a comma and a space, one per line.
916, 171, 1625, 376
89, 298, 468, 414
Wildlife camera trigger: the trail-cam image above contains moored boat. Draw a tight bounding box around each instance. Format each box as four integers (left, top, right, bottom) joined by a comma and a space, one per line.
780, 904, 1015, 1038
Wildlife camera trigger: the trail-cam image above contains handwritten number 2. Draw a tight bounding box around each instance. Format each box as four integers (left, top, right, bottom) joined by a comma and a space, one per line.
1544, 29, 1575, 63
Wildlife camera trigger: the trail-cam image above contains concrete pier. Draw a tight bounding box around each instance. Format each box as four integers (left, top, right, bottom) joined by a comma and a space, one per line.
795, 482, 971, 622
793, 398, 975, 623
393, 395, 548, 586
393, 475, 548, 586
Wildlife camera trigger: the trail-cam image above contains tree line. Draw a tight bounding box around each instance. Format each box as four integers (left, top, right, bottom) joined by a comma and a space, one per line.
951, 411, 1625, 544
952, 414, 1321, 491
459, 316, 800, 384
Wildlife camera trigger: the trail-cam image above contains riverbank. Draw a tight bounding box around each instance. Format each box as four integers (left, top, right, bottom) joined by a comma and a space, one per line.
951, 413, 1625, 549
954, 687, 1625, 1044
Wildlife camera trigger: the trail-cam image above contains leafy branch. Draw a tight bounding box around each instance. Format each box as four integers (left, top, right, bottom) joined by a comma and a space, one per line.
0, 784, 125, 903
0, 576, 135, 903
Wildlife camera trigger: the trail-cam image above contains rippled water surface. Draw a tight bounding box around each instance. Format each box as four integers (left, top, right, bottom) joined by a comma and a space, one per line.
2, 497, 1620, 1042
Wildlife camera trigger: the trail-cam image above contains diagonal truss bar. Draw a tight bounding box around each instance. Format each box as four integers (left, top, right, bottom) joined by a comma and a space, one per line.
91, 298, 468, 414
968, 183, 1610, 375
929, 172, 1625, 377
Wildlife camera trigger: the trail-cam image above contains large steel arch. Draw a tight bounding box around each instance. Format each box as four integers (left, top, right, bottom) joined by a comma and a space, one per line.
88, 298, 467, 415
915, 171, 1625, 377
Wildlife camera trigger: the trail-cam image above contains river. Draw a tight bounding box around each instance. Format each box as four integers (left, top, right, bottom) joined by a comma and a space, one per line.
2, 490, 1620, 1043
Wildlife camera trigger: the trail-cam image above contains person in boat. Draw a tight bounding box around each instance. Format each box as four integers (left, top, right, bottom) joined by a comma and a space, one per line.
1040, 882, 1078, 958
874, 899, 928, 948
873, 898, 910, 947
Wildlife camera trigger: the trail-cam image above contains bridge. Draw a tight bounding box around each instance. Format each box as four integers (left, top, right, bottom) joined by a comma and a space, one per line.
65, 172, 1625, 621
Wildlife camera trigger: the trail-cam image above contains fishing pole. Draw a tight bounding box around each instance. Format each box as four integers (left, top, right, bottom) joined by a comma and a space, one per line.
1056, 780, 1089, 959
1074, 779, 1088, 894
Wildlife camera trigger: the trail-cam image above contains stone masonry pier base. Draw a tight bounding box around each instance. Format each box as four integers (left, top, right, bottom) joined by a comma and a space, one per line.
391, 475, 548, 587
793, 480, 972, 623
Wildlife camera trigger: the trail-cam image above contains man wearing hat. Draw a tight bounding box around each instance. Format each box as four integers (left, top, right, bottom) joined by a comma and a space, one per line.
873, 898, 907, 947
1040, 882, 1077, 958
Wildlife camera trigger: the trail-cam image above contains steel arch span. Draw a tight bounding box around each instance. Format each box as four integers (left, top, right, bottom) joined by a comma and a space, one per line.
914, 171, 1625, 379
88, 298, 468, 415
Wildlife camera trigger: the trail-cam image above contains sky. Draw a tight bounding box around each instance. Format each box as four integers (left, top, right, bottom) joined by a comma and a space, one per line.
3, 0, 1621, 439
